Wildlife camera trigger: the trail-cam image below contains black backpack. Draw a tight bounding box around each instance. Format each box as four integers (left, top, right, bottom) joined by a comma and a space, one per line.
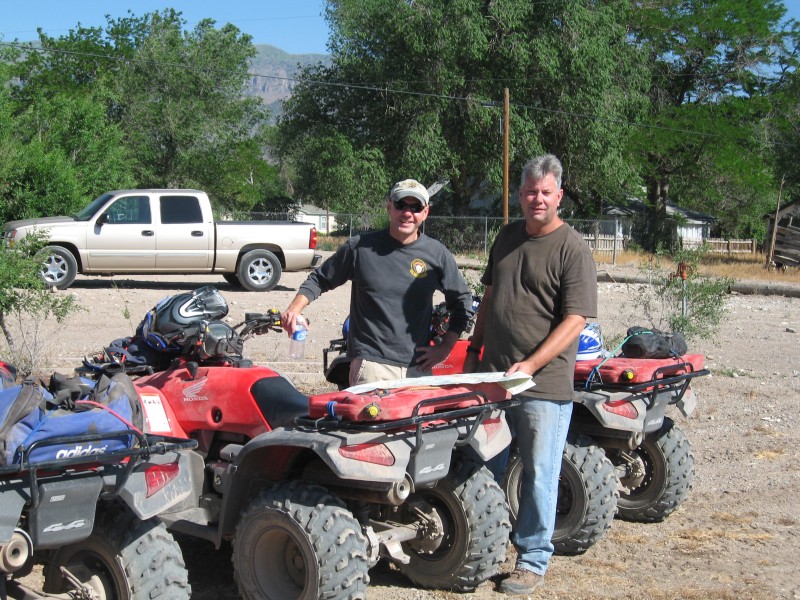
621, 327, 688, 359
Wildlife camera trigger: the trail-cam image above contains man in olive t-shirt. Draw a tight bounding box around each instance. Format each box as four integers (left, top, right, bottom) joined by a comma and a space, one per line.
464, 155, 597, 595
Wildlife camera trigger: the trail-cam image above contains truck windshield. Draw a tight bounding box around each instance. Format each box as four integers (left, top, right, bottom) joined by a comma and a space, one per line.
73, 193, 115, 221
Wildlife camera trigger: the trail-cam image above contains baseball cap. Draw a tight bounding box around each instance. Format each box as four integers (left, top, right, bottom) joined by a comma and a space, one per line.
389, 179, 430, 207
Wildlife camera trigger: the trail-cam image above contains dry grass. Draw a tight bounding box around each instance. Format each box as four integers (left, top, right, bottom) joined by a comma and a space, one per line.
601, 250, 800, 283
755, 448, 788, 460
319, 233, 800, 284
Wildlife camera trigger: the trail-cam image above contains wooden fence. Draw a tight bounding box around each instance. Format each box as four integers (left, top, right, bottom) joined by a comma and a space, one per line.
696, 238, 758, 255
581, 235, 758, 257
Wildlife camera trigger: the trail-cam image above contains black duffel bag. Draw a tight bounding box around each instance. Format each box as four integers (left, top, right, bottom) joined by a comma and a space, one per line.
621, 326, 688, 359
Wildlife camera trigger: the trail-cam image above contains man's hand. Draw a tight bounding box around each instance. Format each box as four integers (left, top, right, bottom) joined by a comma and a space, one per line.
505, 361, 534, 377
414, 343, 452, 372
281, 294, 310, 337
414, 331, 460, 372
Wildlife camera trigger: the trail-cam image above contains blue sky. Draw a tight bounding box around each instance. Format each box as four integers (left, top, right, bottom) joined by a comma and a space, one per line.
1, 1, 798, 56
0, 0, 331, 55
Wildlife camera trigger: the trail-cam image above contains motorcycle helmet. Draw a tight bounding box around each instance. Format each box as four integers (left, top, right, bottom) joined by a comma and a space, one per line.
153, 286, 228, 337
576, 323, 604, 360
341, 316, 350, 340
139, 286, 229, 349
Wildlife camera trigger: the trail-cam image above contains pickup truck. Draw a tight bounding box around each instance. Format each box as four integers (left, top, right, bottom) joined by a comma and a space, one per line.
2, 189, 322, 291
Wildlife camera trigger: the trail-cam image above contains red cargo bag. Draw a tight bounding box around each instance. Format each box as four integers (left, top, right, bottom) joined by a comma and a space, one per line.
574, 353, 705, 386
308, 382, 510, 422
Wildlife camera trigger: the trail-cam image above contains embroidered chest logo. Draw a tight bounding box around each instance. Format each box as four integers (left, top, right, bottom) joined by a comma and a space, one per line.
409, 259, 428, 278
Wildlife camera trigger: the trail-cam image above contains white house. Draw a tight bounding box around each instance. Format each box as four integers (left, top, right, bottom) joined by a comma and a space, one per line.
295, 204, 338, 234
603, 199, 715, 248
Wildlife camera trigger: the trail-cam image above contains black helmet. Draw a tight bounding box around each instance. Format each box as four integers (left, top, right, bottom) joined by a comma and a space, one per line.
139, 286, 229, 349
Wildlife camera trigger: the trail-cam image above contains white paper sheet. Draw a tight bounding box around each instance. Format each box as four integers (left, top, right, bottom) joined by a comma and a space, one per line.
345, 371, 534, 396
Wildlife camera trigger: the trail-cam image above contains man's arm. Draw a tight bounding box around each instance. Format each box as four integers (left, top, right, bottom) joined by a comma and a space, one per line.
280, 238, 356, 336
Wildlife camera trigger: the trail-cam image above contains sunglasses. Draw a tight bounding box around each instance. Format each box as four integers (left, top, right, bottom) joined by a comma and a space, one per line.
392, 199, 425, 213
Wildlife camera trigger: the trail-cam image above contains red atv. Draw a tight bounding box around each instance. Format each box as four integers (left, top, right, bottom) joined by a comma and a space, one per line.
0, 363, 197, 600
324, 304, 710, 555
83, 287, 519, 599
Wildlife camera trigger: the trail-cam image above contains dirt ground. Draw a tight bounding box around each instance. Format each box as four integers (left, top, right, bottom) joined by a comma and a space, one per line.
11, 258, 800, 600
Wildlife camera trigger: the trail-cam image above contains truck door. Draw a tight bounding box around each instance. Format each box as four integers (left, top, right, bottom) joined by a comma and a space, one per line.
85, 195, 156, 270
155, 195, 214, 270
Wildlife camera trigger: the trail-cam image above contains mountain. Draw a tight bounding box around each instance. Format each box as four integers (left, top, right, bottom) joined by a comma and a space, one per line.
247, 44, 330, 121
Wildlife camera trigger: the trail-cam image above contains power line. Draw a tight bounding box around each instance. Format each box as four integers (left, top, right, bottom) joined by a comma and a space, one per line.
0, 40, 784, 147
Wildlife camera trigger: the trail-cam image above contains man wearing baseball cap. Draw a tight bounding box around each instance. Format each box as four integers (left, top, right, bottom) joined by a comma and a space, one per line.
281, 178, 473, 385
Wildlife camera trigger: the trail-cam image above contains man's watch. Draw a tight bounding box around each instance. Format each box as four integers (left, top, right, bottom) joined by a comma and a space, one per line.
466, 346, 481, 354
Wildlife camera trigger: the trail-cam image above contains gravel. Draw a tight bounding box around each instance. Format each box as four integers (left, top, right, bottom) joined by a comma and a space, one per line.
11, 262, 800, 599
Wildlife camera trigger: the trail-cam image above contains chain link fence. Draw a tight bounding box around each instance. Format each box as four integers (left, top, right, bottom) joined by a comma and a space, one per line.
229, 211, 757, 264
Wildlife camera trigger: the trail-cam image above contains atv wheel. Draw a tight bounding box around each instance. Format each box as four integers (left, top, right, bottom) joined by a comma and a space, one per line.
237, 249, 282, 292
504, 434, 618, 555
610, 418, 694, 522
233, 481, 369, 600
43, 505, 190, 599
397, 460, 510, 591
40, 246, 78, 290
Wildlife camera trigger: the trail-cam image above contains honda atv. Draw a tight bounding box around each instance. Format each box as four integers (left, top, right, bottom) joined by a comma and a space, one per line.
0, 365, 196, 600
81, 287, 520, 599
324, 305, 709, 554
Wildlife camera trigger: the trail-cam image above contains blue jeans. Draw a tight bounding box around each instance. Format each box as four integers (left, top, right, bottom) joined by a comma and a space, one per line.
489, 397, 572, 575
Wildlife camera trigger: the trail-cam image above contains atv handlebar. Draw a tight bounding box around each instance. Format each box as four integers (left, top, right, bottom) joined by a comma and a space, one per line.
236, 309, 284, 340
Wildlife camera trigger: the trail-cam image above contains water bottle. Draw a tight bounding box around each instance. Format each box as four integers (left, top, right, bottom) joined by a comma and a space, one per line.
289, 316, 307, 359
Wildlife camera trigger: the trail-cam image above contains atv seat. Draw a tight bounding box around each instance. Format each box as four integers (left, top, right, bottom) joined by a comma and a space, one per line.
250, 376, 309, 429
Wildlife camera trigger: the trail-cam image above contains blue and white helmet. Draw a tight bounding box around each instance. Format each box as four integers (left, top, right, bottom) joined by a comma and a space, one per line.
577, 323, 604, 360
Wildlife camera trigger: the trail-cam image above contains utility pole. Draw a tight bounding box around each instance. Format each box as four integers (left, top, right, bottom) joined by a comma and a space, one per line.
503, 88, 510, 224
766, 176, 785, 269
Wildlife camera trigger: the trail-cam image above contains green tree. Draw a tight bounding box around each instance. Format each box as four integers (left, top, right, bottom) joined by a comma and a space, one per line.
628, 0, 790, 244
277, 0, 649, 215
768, 21, 800, 203
5, 24, 134, 221
7, 10, 284, 216
288, 129, 388, 214
109, 11, 273, 210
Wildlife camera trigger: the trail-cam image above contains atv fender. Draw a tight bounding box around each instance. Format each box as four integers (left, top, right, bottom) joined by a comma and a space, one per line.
574, 390, 649, 432
115, 448, 198, 520
232, 427, 418, 483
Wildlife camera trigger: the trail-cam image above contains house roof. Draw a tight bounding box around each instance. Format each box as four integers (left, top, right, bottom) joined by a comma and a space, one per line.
603, 199, 715, 224
296, 203, 328, 215
775, 198, 800, 219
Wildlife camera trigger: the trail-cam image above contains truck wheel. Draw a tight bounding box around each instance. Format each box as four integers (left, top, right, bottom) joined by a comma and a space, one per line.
504, 435, 618, 555
222, 273, 241, 287
397, 460, 510, 592
40, 246, 78, 289
237, 249, 282, 292
610, 418, 694, 522
43, 505, 190, 599
233, 481, 369, 600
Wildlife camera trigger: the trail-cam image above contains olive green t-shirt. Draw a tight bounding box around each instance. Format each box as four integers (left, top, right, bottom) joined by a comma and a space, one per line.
479, 221, 597, 400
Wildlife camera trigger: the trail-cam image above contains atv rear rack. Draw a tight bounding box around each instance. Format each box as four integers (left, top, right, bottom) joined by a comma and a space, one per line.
296, 395, 520, 451
0, 431, 197, 509
578, 364, 710, 410
579, 365, 709, 393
